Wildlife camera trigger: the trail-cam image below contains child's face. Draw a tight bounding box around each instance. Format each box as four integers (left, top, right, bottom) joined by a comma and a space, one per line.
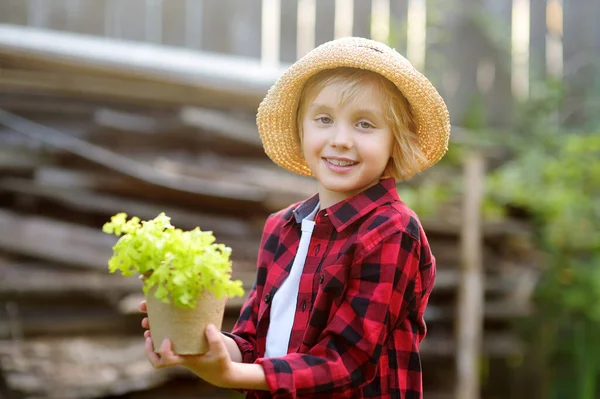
301, 78, 394, 207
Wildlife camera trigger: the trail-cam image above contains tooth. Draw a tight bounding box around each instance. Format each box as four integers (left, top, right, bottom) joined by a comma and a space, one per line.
328, 159, 355, 166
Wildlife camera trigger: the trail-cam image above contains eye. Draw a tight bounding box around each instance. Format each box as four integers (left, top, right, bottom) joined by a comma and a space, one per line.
357, 121, 375, 129
317, 116, 333, 125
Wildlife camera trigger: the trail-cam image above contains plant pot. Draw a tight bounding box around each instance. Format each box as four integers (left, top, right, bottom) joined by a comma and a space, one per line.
145, 288, 227, 355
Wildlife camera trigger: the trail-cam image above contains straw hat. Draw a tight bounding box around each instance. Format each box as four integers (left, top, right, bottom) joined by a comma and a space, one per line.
256, 37, 451, 179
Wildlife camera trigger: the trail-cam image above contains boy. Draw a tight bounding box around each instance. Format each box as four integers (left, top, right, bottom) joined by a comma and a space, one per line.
140, 37, 450, 398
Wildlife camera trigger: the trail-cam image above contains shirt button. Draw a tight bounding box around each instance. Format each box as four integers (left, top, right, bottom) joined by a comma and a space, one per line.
264, 293, 271, 303
302, 301, 307, 311
319, 275, 324, 284
314, 244, 321, 255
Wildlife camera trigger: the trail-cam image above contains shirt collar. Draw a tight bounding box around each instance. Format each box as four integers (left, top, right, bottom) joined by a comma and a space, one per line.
289, 178, 400, 232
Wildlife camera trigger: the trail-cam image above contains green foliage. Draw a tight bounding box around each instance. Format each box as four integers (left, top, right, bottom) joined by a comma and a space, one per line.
103, 212, 245, 309
483, 79, 600, 398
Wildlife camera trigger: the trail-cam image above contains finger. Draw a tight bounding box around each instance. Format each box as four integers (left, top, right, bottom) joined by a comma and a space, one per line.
138, 301, 147, 313
144, 330, 151, 339
158, 338, 184, 366
145, 337, 162, 368
141, 317, 150, 329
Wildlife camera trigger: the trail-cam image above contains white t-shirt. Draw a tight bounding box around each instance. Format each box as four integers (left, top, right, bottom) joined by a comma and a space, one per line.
264, 202, 320, 358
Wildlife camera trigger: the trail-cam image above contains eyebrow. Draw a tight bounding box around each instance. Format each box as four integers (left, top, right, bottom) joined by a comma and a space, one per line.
354, 108, 383, 119
307, 103, 333, 113
308, 104, 383, 120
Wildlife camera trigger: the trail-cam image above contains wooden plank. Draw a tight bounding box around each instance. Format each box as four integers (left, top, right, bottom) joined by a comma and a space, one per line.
0, 110, 267, 203
280, 0, 299, 63
529, 0, 547, 82
562, 0, 600, 126
0, 0, 28, 25
68, 0, 107, 36
425, 0, 478, 127
0, 209, 260, 270
425, 300, 531, 322
30, 167, 266, 215
111, 0, 148, 42
0, 260, 256, 298
0, 148, 47, 174
0, 306, 141, 338
421, 333, 523, 357
353, 0, 372, 39
161, 0, 187, 47
314, 0, 336, 47
0, 337, 174, 398
0, 68, 265, 110
0, 177, 256, 238
179, 106, 263, 148
200, 0, 236, 55
481, 0, 513, 126
389, 0, 408, 54
0, 208, 115, 270
0, 24, 285, 111
231, 0, 262, 58
455, 151, 486, 399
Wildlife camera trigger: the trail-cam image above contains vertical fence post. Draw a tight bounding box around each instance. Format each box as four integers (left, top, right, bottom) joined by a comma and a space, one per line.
27, 0, 45, 27
455, 149, 486, 399
184, 0, 203, 49
145, 0, 163, 43
296, 0, 316, 59
406, 0, 426, 71
334, 0, 353, 39
261, 0, 281, 67
371, 0, 390, 43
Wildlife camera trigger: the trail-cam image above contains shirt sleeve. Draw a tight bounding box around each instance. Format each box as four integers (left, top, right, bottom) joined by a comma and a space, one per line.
222, 282, 260, 364
223, 213, 279, 365
255, 230, 422, 398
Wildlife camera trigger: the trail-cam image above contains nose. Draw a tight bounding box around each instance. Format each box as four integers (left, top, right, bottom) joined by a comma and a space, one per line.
329, 123, 353, 149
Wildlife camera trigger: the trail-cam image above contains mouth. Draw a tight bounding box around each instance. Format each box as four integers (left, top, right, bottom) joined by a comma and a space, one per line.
323, 158, 358, 166
323, 157, 359, 168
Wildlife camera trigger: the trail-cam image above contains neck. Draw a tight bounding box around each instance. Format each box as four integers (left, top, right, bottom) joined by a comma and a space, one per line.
316, 179, 382, 209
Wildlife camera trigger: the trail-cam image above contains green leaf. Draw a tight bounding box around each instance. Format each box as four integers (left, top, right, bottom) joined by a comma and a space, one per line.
102, 212, 245, 309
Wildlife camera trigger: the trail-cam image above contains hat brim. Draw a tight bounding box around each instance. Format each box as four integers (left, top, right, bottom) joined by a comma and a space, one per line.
256, 37, 451, 180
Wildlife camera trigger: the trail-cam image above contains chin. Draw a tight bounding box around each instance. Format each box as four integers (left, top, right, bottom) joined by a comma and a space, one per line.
319, 176, 372, 194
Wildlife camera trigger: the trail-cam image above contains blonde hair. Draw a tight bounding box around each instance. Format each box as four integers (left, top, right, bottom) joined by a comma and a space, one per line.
296, 67, 426, 181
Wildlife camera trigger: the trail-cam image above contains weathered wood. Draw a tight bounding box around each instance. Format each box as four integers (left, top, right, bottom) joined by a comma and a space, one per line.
0, 110, 268, 203
455, 151, 486, 399
0, 68, 259, 110
422, 333, 523, 358
31, 166, 266, 215
179, 106, 263, 148
0, 337, 176, 399
0, 209, 261, 270
0, 24, 286, 110
0, 177, 257, 238
0, 260, 256, 299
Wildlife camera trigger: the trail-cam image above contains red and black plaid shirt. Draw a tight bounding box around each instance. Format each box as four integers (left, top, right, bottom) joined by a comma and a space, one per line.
225, 178, 435, 399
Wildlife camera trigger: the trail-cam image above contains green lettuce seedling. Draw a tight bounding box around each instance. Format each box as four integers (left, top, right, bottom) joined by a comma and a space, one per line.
103, 212, 244, 308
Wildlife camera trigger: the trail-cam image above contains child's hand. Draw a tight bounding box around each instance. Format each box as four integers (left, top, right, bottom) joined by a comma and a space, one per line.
139, 300, 150, 338
144, 324, 237, 388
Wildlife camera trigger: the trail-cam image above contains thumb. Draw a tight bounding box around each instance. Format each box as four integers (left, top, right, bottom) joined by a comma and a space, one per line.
205, 324, 226, 354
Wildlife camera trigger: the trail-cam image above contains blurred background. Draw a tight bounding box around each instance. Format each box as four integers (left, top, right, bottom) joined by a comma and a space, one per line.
0, 0, 598, 398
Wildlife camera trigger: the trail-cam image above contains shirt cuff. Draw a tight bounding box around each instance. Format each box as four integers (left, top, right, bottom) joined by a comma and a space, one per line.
222, 332, 256, 364
255, 357, 295, 398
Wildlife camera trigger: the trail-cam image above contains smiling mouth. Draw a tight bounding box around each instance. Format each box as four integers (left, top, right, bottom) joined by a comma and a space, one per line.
323, 158, 358, 167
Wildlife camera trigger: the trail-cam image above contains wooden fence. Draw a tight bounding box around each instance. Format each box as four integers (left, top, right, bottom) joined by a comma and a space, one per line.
0, 0, 599, 127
